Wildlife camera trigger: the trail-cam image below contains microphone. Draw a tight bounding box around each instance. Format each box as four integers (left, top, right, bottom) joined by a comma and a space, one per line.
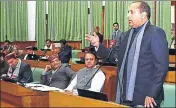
84, 46, 115, 90
21, 51, 48, 86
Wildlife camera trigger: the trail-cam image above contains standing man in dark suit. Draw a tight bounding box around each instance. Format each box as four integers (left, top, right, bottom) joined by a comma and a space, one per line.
41, 54, 76, 89
58, 39, 72, 65
94, 26, 103, 43
112, 22, 124, 47
4, 53, 33, 83
86, 1, 168, 107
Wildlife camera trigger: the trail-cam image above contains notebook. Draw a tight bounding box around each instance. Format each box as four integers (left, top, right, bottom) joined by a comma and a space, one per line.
77, 89, 108, 101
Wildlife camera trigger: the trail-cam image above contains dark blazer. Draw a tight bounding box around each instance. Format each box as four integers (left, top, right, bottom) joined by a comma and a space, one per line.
97, 32, 103, 43
8, 61, 33, 83
0, 60, 9, 76
18, 61, 33, 83
96, 21, 169, 105
41, 64, 76, 89
112, 30, 124, 47
59, 45, 72, 63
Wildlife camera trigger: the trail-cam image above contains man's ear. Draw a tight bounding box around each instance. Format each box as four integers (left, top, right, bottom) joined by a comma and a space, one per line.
141, 12, 147, 19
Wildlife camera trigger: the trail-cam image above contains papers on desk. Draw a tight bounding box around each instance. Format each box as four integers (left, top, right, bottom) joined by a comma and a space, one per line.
25, 83, 65, 92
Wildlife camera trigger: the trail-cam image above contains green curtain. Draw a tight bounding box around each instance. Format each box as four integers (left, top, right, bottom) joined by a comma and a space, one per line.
104, 1, 171, 45
104, 1, 133, 40
35, 1, 46, 49
48, 1, 88, 48
0, 1, 28, 42
90, 1, 103, 34
155, 1, 171, 45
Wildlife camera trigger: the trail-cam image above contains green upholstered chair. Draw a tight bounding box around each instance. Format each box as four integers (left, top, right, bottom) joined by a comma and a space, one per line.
161, 83, 176, 107
31, 68, 44, 82
71, 50, 82, 64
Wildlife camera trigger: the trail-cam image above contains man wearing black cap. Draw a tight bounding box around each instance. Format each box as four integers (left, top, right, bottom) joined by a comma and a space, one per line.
40, 54, 76, 89
58, 39, 72, 65
22, 46, 39, 60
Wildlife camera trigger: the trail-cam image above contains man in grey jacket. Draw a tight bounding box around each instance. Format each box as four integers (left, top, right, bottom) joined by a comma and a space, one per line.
41, 54, 76, 89
112, 22, 124, 47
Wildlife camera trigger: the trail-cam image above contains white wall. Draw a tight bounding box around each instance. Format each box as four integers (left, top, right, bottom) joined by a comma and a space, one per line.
27, 1, 36, 41
171, 6, 175, 23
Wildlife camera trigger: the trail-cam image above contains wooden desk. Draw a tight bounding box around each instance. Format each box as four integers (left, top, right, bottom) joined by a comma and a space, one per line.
21, 50, 58, 56
0, 80, 126, 107
49, 91, 126, 107
0, 80, 48, 107
0, 41, 37, 50
169, 55, 176, 63
23, 60, 50, 68
54, 41, 81, 50
165, 71, 176, 83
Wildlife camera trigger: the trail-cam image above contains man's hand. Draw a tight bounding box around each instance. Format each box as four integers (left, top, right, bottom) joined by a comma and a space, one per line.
44, 65, 51, 72
144, 96, 157, 108
85, 32, 100, 47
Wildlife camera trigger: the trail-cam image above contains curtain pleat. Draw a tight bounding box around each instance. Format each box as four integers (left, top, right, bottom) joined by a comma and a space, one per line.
0, 1, 28, 42
35, 1, 46, 49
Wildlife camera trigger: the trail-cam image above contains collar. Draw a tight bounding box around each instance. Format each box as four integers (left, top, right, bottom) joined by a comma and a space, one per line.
86, 65, 98, 71
114, 30, 119, 32
133, 20, 149, 33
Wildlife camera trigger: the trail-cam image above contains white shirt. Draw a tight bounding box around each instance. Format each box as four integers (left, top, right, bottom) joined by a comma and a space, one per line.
65, 69, 105, 92
44, 45, 52, 49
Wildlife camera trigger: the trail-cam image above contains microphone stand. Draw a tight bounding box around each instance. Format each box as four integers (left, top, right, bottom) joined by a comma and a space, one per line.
20, 51, 48, 86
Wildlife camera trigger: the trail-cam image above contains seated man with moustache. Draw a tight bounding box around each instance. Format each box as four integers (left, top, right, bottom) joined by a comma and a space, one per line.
65, 51, 105, 93
2, 52, 33, 83
40, 54, 76, 89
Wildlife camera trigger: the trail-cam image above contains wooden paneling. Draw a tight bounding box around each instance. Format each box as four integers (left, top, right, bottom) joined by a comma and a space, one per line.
165, 71, 176, 83
0, 41, 81, 50
24, 60, 50, 68
54, 41, 81, 50
169, 55, 176, 63
77, 52, 85, 58
0, 41, 37, 50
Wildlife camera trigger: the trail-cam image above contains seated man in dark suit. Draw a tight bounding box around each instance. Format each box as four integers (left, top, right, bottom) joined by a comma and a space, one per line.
23, 46, 39, 60
40, 54, 76, 89
3, 53, 33, 83
58, 39, 72, 64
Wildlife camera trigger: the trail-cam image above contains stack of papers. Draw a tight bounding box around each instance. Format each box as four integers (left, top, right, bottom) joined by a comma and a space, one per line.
25, 83, 65, 92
